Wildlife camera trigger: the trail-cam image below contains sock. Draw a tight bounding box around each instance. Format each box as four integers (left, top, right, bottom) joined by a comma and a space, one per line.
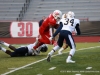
1, 47, 6, 52
34, 40, 38, 46
67, 56, 71, 60
49, 50, 54, 55
69, 49, 75, 56
49, 45, 60, 55
3, 42, 10, 47
59, 47, 64, 52
53, 45, 61, 51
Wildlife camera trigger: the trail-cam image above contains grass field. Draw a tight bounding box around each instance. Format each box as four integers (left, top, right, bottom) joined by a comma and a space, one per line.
0, 43, 100, 75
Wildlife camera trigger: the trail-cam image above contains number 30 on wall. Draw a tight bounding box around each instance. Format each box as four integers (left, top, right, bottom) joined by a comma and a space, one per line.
18, 22, 33, 37
10, 22, 39, 37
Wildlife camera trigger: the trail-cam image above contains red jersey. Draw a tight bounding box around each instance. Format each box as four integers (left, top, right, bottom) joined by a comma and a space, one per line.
39, 14, 57, 34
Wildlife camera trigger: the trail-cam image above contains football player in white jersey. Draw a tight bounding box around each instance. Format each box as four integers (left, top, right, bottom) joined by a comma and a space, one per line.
47, 11, 81, 63
57, 13, 69, 55
58, 11, 81, 55
0, 41, 48, 57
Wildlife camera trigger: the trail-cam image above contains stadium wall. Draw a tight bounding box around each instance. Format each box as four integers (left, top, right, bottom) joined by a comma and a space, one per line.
0, 21, 100, 44
0, 36, 100, 44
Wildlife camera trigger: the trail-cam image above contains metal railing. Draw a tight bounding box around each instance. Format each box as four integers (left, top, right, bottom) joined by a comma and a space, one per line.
17, 0, 31, 21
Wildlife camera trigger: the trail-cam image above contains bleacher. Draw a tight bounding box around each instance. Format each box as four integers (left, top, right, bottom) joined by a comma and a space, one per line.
23, 0, 100, 21
0, 0, 26, 21
0, 0, 100, 21
0, 0, 100, 36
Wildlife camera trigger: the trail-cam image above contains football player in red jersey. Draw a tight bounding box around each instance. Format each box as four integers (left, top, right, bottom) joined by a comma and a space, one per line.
33, 10, 62, 54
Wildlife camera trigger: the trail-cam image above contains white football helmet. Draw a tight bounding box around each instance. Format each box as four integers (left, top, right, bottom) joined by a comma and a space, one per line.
67, 11, 75, 18
53, 10, 62, 21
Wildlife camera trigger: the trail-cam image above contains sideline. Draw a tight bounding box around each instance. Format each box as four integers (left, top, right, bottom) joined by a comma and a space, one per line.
1, 46, 100, 75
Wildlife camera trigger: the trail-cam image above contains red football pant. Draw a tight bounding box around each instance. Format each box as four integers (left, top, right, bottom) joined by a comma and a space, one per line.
39, 31, 54, 44
33, 32, 54, 50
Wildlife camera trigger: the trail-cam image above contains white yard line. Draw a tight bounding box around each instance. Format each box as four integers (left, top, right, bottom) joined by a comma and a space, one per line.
1, 46, 100, 75
48, 67, 56, 70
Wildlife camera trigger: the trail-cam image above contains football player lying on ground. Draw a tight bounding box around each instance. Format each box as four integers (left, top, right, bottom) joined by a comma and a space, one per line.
0, 41, 48, 57
47, 11, 81, 63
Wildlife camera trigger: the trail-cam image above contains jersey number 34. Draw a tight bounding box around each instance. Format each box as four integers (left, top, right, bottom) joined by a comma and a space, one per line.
64, 19, 74, 26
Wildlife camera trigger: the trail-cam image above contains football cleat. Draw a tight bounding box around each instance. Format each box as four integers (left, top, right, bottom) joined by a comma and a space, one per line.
47, 54, 51, 62
0, 41, 4, 44
66, 59, 75, 63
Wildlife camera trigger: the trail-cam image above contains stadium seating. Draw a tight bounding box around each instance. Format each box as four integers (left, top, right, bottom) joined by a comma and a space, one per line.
0, 0, 26, 21
23, 0, 100, 21
0, 0, 100, 21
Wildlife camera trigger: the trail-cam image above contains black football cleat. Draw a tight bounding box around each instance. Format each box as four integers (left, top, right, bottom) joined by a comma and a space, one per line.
47, 54, 51, 62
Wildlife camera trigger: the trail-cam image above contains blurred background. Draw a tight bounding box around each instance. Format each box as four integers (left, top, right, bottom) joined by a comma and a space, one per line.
0, 0, 100, 44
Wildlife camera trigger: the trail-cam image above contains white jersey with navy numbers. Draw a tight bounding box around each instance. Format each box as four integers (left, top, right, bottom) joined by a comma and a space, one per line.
61, 17, 80, 33
27, 44, 35, 54
18, 44, 34, 54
